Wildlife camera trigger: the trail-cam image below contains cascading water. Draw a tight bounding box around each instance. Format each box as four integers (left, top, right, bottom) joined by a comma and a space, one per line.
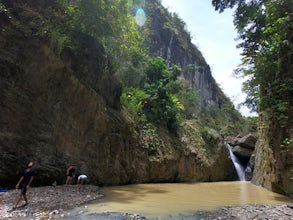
227, 144, 246, 181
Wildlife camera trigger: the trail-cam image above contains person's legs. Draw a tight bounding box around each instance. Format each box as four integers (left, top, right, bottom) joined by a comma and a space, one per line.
66, 176, 72, 185
78, 183, 85, 191
78, 179, 82, 191
14, 194, 22, 208
23, 194, 28, 205
14, 186, 26, 208
78, 178, 87, 191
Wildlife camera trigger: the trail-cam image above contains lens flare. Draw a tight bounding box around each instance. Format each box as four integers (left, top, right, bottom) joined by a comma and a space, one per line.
135, 8, 146, 27
133, 0, 145, 8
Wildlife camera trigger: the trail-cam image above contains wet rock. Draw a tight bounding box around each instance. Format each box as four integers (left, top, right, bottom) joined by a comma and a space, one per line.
226, 136, 240, 146
200, 204, 293, 220
237, 134, 257, 149
244, 166, 253, 181
232, 145, 254, 158
226, 133, 257, 150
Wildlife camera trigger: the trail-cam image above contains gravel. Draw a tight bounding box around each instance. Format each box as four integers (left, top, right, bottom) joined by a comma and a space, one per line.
0, 185, 102, 219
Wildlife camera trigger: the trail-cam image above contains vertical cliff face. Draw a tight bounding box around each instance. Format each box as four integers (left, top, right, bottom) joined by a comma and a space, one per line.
252, 95, 293, 197
0, 0, 237, 187
0, 0, 131, 186
147, 1, 223, 108
252, 112, 293, 198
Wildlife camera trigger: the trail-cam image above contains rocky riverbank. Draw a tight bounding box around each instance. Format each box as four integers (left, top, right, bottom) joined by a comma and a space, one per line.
198, 204, 293, 220
0, 185, 292, 219
0, 185, 102, 219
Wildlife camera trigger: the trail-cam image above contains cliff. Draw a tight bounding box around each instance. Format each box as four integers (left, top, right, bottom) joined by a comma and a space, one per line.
252, 97, 293, 198
0, 0, 237, 187
147, 1, 224, 108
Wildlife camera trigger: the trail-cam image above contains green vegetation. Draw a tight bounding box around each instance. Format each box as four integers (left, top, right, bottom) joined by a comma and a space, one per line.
121, 55, 254, 137
50, 0, 251, 138
122, 57, 184, 132
176, 80, 201, 119
212, 0, 293, 126
57, 0, 148, 76
2, 0, 255, 146
212, 0, 292, 195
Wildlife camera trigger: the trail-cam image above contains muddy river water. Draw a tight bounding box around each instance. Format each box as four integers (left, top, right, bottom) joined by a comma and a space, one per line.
77, 181, 292, 219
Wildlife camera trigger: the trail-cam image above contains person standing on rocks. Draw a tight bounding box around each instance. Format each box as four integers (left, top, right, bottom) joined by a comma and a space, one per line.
13, 161, 35, 209
66, 165, 76, 185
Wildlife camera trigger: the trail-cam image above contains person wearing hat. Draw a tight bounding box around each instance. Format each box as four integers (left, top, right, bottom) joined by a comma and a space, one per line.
13, 161, 35, 209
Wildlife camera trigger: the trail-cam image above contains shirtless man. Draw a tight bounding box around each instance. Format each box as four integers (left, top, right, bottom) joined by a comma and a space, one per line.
13, 162, 35, 209
66, 165, 76, 185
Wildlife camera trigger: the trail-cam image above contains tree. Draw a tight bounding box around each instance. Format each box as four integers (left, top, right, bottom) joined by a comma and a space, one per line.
59, 0, 148, 76
122, 57, 184, 132
212, 0, 293, 197
143, 57, 184, 131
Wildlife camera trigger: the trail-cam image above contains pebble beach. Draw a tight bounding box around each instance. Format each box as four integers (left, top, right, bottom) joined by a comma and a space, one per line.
0, 185, 102, 219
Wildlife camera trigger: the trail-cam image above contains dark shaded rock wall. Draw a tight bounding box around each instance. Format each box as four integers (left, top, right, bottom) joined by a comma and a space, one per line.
252, 112, 293, 198
0, 0, 130, 186
0, 36, 134, 186
0, 0, 236, 188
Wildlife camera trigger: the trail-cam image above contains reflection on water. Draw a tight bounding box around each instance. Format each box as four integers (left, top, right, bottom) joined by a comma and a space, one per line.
78, 182, 292, 219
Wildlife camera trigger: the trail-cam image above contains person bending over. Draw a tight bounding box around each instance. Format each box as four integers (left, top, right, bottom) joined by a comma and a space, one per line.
77, 174, 88, 191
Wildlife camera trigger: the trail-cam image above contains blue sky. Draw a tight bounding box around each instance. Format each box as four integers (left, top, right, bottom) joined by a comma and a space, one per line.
160, 1, 255, 116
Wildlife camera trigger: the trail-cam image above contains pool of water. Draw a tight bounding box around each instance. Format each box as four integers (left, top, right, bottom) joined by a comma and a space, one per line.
73, 181, 293, 219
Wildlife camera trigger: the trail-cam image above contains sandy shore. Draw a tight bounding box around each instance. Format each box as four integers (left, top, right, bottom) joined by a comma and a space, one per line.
0, 185, 292, 219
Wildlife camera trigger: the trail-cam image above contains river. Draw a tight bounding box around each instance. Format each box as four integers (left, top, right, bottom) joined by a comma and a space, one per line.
73, 181, 293, 219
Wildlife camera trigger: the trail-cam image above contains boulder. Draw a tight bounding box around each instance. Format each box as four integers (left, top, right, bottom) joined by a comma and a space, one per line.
248, 154, 256, 170
238, 134, 257, 149
226, 136, 240, 146
245, 166, 253, 181
232, 146, 254, 158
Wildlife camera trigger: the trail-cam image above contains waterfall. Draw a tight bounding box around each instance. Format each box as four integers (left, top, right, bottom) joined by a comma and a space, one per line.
227, 144, 246, 181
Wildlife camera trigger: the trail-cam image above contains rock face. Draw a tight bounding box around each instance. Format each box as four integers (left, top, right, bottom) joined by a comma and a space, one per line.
226, 134, 257, 181
252, 112, 293, 198
232, 146, 254, 158
147, 1, 224, 108
0, 1, 236, 187
227, 134, 257, 160
237, 134, 257, 149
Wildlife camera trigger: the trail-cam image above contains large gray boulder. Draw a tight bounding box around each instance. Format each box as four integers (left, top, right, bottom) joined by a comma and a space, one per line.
232, 146, 254, 158
237, 134, 257, 149
227, 134, 257, 159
